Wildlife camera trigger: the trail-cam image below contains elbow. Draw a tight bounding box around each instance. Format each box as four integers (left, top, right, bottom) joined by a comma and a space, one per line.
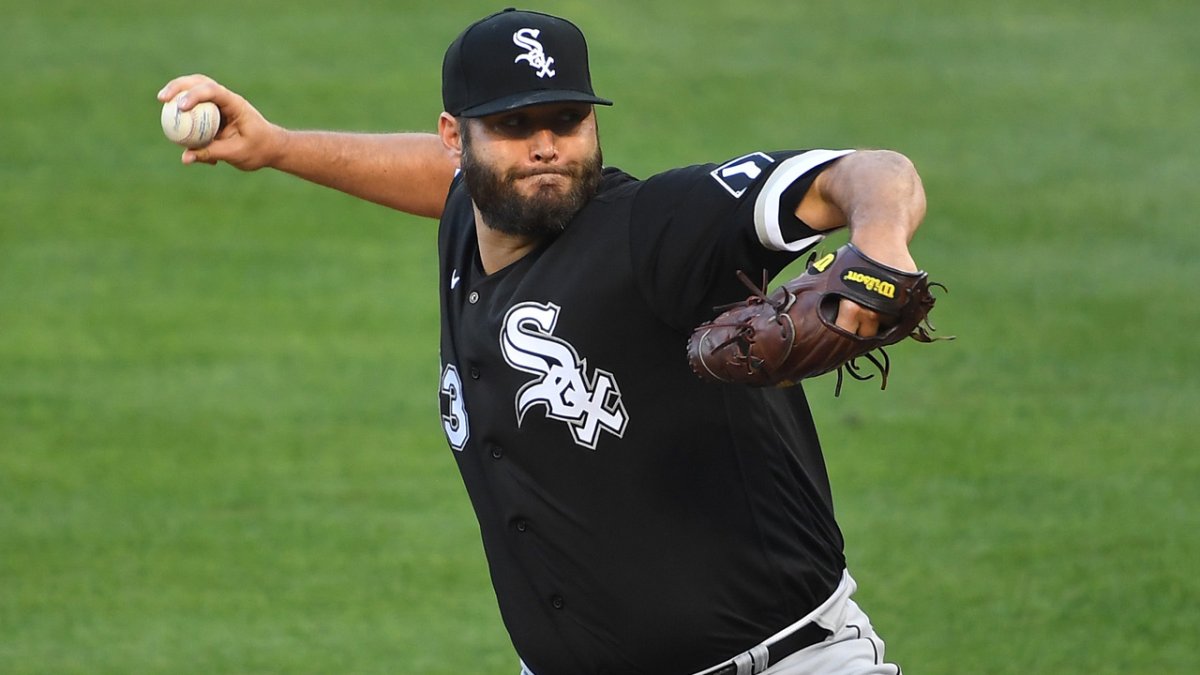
904, 156, 927, 227
863, 149, 926, 227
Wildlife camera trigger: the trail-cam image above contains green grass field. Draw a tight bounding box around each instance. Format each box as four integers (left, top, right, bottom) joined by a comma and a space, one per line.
2, 1, 1197, 673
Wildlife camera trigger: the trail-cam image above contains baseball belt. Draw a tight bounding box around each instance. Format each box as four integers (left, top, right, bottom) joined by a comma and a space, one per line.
692, 621, 832, 675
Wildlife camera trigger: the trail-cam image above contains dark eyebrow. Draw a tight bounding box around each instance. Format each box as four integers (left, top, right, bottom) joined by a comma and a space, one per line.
483, 105, 590, 138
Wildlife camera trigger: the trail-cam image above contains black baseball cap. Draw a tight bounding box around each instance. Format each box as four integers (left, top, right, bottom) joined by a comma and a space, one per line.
442, 8, 613, 118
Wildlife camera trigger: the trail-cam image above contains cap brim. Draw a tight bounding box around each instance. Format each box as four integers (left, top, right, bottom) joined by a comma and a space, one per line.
458, 90, 613, 118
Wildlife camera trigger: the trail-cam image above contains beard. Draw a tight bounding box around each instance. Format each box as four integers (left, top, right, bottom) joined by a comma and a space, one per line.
460, 132, 603, 239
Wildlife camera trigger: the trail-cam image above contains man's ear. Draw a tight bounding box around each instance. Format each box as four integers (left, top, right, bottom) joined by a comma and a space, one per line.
438, 113, 463, 159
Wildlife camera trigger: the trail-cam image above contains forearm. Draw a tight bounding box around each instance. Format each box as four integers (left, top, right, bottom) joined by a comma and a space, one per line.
270, 130, 458, 218
801, 150, 927, 271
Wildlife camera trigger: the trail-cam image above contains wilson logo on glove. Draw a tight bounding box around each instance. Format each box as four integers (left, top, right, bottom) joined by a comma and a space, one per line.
842, 270, 897, 299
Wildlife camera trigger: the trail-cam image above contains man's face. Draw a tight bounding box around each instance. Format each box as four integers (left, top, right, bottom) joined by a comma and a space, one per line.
459, 103, 603, 238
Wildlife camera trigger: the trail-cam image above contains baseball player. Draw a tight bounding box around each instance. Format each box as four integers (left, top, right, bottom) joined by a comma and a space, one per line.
158, 8, 930, 674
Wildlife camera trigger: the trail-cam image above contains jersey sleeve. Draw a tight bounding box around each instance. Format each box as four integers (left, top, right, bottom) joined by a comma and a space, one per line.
629, 149, 854, 331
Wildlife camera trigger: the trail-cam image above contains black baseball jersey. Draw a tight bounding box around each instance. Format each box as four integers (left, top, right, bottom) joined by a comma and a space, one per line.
436, 149, 855, 675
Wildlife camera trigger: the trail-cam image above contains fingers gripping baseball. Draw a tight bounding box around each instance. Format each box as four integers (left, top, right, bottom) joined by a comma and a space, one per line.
156, 74, 283, 170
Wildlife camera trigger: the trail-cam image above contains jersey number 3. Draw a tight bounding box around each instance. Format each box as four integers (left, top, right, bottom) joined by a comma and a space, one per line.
440, 364, 470, 451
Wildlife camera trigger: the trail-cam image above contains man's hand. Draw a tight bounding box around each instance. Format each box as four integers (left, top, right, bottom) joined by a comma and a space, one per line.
157, 74, 285, 170
833, 237, 917, 337
834, 299, 881, 337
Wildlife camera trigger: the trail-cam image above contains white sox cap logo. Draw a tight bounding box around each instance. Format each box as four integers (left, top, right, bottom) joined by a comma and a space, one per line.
513, 28, 556, 78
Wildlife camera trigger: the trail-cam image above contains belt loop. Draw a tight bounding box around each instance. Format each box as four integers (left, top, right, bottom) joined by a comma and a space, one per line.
750, 644, 770, 674
732, 644, 770, 675
732, 651, 753, 675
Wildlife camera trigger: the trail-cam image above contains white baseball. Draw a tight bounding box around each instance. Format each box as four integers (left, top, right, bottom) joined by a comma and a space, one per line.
160, 92, 221, 149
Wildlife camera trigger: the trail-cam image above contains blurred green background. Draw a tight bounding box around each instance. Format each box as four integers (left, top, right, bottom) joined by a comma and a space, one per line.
2, 1, 1197, 673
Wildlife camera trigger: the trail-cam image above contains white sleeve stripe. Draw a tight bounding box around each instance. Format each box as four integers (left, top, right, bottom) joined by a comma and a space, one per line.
753, 149, 855, 252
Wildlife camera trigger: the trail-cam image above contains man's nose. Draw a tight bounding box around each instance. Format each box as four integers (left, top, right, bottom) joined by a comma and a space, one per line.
530, 129, 558, 162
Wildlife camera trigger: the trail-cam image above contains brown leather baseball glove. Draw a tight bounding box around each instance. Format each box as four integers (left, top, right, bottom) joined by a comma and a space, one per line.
686, 243, 948, 394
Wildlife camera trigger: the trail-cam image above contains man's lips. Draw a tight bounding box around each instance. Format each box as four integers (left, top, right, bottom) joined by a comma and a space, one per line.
512, 167, 573, 180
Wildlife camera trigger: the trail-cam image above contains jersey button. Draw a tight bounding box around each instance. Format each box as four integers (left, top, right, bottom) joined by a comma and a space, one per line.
515, 519, 528, 532
490, 445, 503, 459
468, 291, 480, 304
469, 366, 480, 380
550, 595, 564, 610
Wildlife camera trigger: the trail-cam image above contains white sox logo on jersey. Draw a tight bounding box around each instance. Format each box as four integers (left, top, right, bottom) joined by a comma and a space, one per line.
513, 28, 556, 79
500, 302, 627, 449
